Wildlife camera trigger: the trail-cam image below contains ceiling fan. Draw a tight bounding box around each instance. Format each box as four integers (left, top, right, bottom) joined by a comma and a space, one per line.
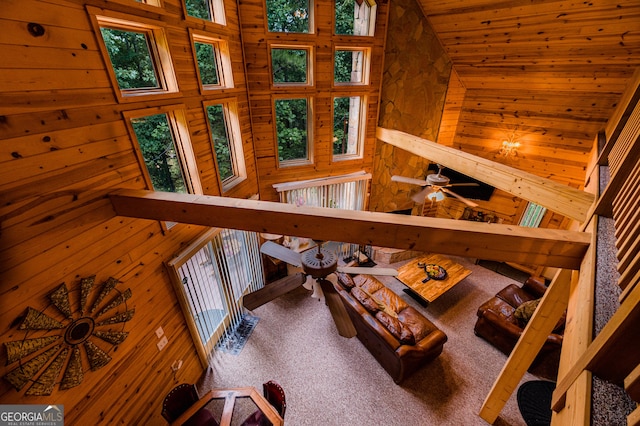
242, 240, 397, 338
391, 164, 480, 208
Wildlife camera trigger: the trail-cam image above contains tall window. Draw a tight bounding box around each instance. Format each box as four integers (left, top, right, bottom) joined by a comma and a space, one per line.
92, 11, 179, 100
205, 101, 246, 191
335, 0, 377, 36
333, 96, 365, 160
266, 0, 311, 33
166, 229, 264, 364
191, 32, 234, 91
125, 106, 202, 195
184, 0, 226, 25
275, 98, 311, 165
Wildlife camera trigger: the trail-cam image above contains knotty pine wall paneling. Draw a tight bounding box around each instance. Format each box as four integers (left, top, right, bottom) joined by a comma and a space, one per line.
238, 0, 390, 201
416, 0, 640, 191
1, 0, 258, 423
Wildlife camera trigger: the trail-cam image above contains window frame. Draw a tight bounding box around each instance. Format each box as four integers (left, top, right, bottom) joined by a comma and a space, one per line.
331, 94, 367, 162
269, 43, 314, 87
102, 0, 166, 10
89, 8, 180, 102
333, 46, 371, 86
273, 96, 314, 168
182, 0, 226, 26
203, 99, 247, 193
123, 104, 203, 196
190, 30, 235, 92
165, 228, 264, 366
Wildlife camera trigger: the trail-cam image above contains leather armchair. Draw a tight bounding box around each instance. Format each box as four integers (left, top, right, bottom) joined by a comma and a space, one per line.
474, 276, 564, 380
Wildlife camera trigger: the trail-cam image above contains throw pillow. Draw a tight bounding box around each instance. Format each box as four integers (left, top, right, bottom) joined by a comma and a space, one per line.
514, 298, 540, 327
351, 287, 379, 314
336, 272, 355, 290
375, 311, 415, 345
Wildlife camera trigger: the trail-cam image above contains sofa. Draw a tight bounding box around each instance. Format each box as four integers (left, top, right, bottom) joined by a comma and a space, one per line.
334, 272, 447, 384
474, 276, 565, 380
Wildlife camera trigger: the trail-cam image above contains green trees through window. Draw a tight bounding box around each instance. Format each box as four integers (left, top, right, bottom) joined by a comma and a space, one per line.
336, 0, 375, 36
185, 0, 211, 20
272, 48, 308, 83
100, 27, 159, 90
206, 104, 233, 181
333, 96, 362, 157
131, 114, 188, 193
275, 98, 309, 162
195, 42, 220, 85
266, 0, 309, 33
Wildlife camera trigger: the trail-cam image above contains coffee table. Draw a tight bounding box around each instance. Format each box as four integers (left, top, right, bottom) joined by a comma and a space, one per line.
397, 254, 472, 306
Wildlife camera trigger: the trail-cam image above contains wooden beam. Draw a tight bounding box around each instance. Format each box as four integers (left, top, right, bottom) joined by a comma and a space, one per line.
109, 189, 590, 269
376, 127, 595, 223
479, 269, 573, 424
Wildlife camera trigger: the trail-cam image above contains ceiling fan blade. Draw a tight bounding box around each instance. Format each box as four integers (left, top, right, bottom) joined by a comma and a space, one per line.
441, 187, 479, 208
260, 241, 303, 267
243, 273, 307, 311
323, 241, 341, 254
391, 175, 430, 186
318, 279, 357, 338
445, 183, 480, 187
337, 266, 398, 276
411, 186, 432, 203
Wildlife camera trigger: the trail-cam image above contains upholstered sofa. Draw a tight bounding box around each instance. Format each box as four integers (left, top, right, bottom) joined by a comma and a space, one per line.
474, 276, 564, 380
334, 273, 447, 384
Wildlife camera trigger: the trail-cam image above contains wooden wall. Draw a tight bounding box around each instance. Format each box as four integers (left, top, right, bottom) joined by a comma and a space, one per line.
0, 0, 258, 423
417, 0, 640, 190
237, 0, 389, 202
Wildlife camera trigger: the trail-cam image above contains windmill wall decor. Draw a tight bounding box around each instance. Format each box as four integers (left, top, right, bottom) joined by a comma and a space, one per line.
3, 276, 134, 396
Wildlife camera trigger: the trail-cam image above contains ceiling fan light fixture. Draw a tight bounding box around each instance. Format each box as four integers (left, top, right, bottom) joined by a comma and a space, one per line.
499, 140, 520, 158
427, 191, 445, 202
310, 280, 324, 300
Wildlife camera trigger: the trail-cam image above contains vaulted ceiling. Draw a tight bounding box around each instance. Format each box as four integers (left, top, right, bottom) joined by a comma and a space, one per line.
417, 0, 640, 188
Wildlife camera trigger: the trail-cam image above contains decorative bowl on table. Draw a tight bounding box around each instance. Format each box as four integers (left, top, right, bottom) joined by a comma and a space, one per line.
418, 263, 447, 281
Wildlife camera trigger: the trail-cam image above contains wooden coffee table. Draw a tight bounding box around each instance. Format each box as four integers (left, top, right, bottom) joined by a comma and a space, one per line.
397, 254, 472, 306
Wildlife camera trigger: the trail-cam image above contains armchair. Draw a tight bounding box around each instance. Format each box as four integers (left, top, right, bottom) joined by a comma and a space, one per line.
474, 276, 564, 380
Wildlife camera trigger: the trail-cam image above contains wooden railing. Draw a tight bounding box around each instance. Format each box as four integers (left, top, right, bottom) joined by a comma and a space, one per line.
551, 68, 640, 425
480, 67, 640, 425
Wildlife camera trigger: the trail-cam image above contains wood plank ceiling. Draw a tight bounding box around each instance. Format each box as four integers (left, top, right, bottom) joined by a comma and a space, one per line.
416, 0, 640, 188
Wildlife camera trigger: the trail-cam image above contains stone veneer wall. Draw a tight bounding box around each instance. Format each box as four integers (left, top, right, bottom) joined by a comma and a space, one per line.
371, 0, 452, 213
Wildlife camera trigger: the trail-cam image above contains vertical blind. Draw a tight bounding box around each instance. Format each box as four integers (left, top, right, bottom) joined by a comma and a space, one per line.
273, 171, 371, 210
167, 228, 264, 365
519, 202, 547, 228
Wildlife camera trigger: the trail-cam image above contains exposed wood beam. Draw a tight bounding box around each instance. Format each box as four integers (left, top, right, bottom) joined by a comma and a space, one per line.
109, 189, 590, 269
376, 127, 595, 223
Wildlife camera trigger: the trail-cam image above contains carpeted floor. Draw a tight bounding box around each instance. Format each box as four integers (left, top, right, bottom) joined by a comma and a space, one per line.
200, 255, 539, 425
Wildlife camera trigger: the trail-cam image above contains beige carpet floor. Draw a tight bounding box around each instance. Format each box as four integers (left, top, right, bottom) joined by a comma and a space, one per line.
200, 255, 541, 425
